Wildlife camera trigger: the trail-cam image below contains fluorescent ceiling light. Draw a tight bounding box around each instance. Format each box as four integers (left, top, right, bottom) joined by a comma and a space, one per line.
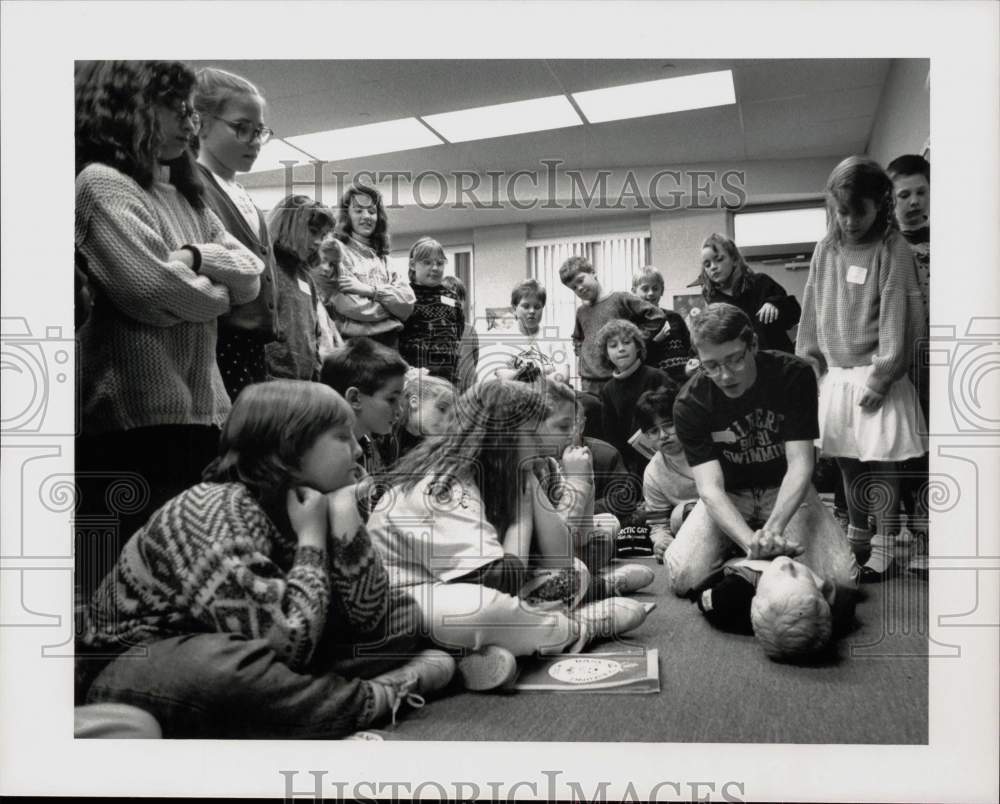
423, 95, 583, 143
243, 138, 318, 175
572, 70, 736, 124
733, 207, 827, 248
285, 118, 443, 162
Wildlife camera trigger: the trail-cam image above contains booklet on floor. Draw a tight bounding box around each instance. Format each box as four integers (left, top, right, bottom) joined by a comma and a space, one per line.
514, 648, 659, 693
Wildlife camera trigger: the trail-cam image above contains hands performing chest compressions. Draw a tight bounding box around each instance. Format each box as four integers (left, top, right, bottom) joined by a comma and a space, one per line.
664, 303, 860, 662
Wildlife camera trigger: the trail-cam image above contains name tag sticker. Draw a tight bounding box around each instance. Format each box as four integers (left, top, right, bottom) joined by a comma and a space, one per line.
711, 429, 738, 444
846, 264, 868, 284
297, 278, 312, 295
439, 295, 457, 307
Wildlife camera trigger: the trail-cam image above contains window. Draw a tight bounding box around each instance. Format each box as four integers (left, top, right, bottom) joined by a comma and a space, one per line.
527, 231, 651, 342
388, 245, 475, 320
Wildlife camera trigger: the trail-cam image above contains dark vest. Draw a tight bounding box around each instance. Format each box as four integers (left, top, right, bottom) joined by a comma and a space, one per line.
197, 163, 280, 342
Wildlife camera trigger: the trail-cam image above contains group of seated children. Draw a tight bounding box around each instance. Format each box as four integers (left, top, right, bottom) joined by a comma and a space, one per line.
75, 145, 929, 738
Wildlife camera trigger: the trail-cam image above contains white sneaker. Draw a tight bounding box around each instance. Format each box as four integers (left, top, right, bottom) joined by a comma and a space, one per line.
569, 596, 652, 651
368, 649, 456, 725
597, 563, 656, 595
458, 645, 519, 692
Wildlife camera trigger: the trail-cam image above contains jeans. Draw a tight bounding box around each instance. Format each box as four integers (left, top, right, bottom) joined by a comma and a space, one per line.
83, 597, 425, 739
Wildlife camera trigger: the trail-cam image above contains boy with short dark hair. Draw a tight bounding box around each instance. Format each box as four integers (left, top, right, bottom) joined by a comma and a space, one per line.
320, 336, 408, 476
632, 266, 692, 384
559, 255, 665, 395
477, 278, 573, 386
635, 385, 698, 562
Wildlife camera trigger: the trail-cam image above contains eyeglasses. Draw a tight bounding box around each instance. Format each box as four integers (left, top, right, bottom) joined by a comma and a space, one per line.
699, 345, 751, 377
171, 101, 202, 133
208, 114, 274, 144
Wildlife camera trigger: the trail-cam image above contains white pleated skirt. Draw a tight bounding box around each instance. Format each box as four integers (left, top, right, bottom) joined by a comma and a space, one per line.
817, 366, 927, 462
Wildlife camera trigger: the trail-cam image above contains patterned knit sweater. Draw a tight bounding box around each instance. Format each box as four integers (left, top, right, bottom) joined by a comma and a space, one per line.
84, 482, 389, 672
398, 282, 465, 383
75, 163, 264, 433
796, 231, 924, 393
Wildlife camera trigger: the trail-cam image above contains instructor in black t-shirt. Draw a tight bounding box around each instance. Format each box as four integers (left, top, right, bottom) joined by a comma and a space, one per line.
666, 303, 858, 603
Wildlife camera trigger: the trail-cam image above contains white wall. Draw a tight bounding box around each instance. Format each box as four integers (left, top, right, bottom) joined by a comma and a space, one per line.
867, 58, 930, 166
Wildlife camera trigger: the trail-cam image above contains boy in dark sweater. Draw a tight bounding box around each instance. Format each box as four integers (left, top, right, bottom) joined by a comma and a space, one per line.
596, 319, 668, 480
560, 255, 665, 395
632, 266, 692, 384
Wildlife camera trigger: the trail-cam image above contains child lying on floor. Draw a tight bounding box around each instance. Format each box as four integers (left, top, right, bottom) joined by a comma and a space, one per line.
692, 548, 858, 662
367, 379, 653, 691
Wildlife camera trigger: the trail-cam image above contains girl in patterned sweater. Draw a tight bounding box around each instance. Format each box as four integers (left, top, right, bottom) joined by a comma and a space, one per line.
398, 237, 465, 385
797, 156, 927, 581
80, 381, 454, 738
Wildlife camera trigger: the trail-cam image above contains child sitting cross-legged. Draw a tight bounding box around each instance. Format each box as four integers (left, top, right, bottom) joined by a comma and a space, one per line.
534, 377, 653, 593
366, 379, 653, 692
78, 381, 455, 738
634, 385, 699, 563
386, 368, 458, 466
320, 336, 407, 479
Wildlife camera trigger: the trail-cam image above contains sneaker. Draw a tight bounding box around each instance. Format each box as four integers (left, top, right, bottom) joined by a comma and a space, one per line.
344, 730, 385, 741
569, 596, 651, 651
458, 645, 519, 692
860, 533, 897, 583
367, 649, 456, 726
596, 563, 656, 595
847, 525, 873, 566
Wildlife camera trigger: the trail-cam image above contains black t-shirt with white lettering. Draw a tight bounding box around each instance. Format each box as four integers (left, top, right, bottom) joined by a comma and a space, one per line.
673, 350, 818, 491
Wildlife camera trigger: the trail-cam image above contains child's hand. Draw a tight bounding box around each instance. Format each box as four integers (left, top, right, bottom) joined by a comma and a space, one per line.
287, 487, 329, 549
336, 274, 374, 298
168, 249, 196, 270
654, 320, 672, 342
653, 534, 673, 563
326, 484, 364, 544
318, 235, 342, 273
561, 445, 593, 479
858, 386, 886, 411
756, 302, 779, 324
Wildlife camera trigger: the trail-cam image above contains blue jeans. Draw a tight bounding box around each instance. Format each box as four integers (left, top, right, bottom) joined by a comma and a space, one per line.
83, 599, 425, 739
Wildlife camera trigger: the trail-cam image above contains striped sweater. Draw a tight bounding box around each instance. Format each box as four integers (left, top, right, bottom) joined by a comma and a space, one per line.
84, 482, 389, 672
75, 163, 264, 434
796, 230, 925, 393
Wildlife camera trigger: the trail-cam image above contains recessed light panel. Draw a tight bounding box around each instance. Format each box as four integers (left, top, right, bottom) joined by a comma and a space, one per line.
573, 70, 736, 124
423, 95, 583, 143
286, 118, 444, 162
243, 138, 318, 175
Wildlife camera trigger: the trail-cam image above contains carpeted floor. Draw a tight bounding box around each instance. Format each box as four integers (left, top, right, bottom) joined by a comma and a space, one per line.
384, 557, 929, 743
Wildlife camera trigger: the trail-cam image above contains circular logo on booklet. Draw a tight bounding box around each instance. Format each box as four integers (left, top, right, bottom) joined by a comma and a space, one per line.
548, 657, 625, 684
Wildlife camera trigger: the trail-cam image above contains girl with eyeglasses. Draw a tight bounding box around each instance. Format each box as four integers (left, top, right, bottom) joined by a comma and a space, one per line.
74, 61, 264, 577
193, 67, 281, 400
